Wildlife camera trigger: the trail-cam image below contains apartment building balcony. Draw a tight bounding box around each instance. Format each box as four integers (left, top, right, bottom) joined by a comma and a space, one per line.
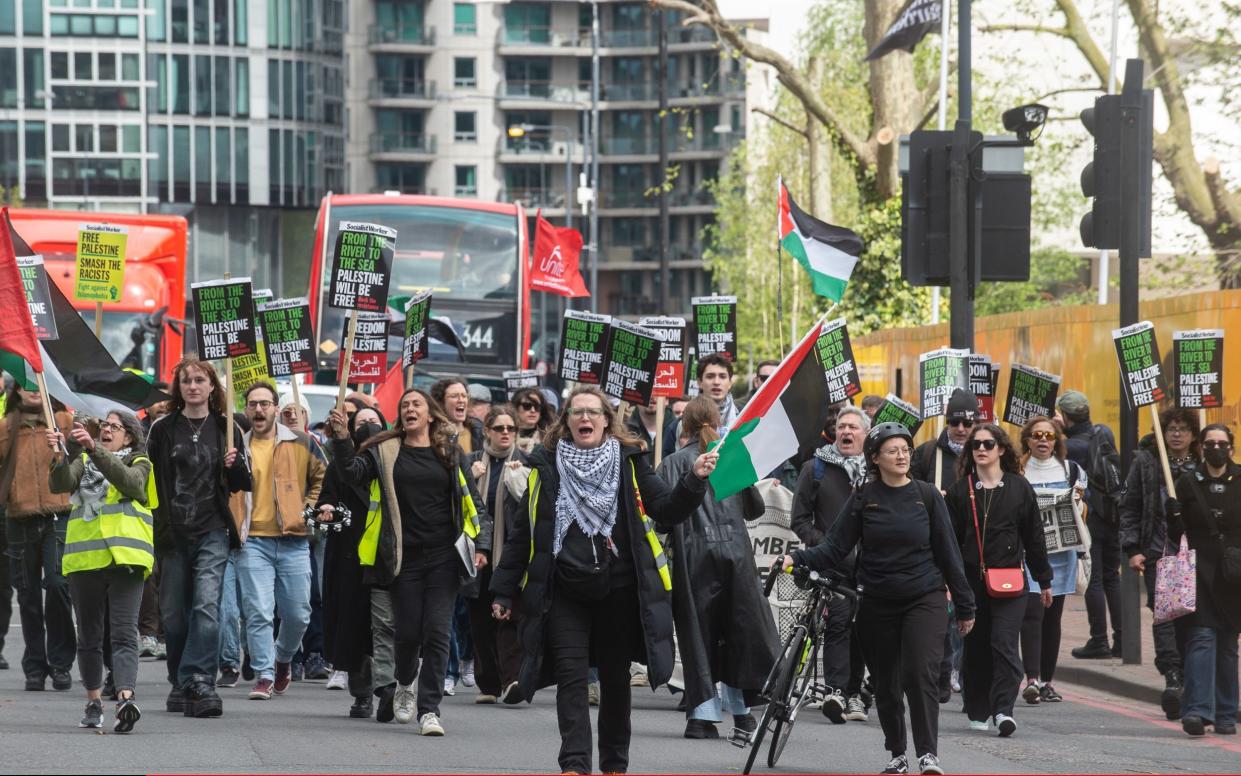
497, 137, 586, 165
497, 25, 591, 54
497, 80, 590, 108
368, 79, 437, 107
368, 24, 436, 52
600, 134, 731, 161
599, 28, 657, 52
668, 74, 748, 104
498, 187, 568, 210
369, 133, 437, 161
666, 25, 719, 50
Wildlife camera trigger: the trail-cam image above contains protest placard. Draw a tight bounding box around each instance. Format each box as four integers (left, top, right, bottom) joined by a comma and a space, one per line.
17, 256, 58, 340
969, 354, 994, 422
338, 311, 389, 382
918, 347, 970, 419
1112, 321, 1167, 409
74, 223, 127, 304
639, 316, 688, 399
258, 298, 315, 378
328, 221, 396, 313
1173, 329, 1223, 410
692, 295, 738, 362
401, 291, 433, 368
813, 317, 861, 404
191, 278, 257, 360
1035, 488, 1088, 553
504, 370, 540, 397
1002, 363, 1061, 427
559, 310, 611, 384
601, 320, 660, 406
872, 393, 924, 436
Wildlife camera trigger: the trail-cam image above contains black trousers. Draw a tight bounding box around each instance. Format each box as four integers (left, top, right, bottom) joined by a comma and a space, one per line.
821, 593, 863, 695
7, 514, 76, 677
1143, 560, 1186, 676
547, 584, 642, 775
962, 576, 1025, 721
1020, 593, 1066, 682
464, 566, 523, 696
856, 589, 947, 758
1084, 512, 1122, 645
0, 514, 12, 657
391, 546, 461, 717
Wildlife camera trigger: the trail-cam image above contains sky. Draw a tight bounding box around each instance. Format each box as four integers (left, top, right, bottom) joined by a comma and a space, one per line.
717, 0, 815, 59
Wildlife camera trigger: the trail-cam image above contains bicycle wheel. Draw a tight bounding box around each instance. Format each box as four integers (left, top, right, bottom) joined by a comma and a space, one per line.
743, 626, 805, 775
768, 638, 819, 768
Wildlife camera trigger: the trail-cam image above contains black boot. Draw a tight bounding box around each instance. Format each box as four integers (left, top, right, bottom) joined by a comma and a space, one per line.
375, 683, 396, 723
1162, 668, 1183, 721
183, 677, 223, 718
350, 694, 374, 719
1071, 638, 1112, 659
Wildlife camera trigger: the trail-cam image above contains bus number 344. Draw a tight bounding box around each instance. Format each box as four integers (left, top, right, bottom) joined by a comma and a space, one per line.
461, 324, 494, 351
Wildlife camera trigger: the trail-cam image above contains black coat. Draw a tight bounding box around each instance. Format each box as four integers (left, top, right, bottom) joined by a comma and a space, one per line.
490, 444, 706, 701
944, 472, 1053, 591
1119, 435, 1198, 561
790, 456, 857, 560
911, 431, 961, 490
625, 411, 678, 464
656, 444, 777, 712
463, 447, 530, 599
1170, 464, 1241, 632
318, 461, 373, 671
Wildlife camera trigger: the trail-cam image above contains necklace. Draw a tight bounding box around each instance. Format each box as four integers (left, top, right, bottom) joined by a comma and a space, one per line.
184, 414, 208, 443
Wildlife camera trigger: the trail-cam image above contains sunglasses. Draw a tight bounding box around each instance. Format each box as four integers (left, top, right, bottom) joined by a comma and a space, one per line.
488, 424, 517, 433
970, 438, 998, 451
1029, 430, 1056, 441
518, 401, 542, 412
1203, 440, 1232, 450
948, 418, 974, 428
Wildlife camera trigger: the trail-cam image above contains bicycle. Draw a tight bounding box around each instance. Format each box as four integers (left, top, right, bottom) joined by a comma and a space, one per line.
731, 562, 859, 774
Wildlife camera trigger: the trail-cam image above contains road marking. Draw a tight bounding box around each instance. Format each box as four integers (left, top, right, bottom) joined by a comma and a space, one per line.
1061, 687, 1241, 755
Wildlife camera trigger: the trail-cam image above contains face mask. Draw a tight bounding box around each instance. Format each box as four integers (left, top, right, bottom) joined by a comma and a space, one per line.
1204, 446, 1232, 469
353, 422, 383, 445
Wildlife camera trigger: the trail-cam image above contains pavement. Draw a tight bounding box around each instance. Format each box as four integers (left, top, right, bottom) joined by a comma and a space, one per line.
1055, 595, 1167, 708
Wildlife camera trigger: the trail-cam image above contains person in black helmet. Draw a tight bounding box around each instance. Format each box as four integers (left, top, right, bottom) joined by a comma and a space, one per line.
779, 423, 975, 776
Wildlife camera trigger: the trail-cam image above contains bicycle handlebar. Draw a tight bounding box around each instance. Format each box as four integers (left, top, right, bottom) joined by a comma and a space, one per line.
764, 560, 858, 601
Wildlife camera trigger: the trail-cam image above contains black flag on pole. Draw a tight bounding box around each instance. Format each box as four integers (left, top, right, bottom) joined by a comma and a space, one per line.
865, 0, 943, 61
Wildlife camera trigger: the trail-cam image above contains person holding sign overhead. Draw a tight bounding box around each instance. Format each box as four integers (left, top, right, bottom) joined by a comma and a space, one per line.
489, 386, 716, 775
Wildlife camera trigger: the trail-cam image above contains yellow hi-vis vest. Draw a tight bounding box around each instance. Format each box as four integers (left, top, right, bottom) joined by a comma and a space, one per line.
358, 467, 479, 567
62, 454, 157, 577
520, 461, 671, 592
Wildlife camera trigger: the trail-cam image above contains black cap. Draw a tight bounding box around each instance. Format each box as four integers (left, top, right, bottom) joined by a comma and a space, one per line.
945, 388, 978, 420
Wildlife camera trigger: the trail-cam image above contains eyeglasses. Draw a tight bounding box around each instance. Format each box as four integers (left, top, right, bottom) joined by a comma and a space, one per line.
566, 407, 606, 419
881, 447, 913, 458
756, 372, 775, 383
1203, 440, 1232, 450
518, 401, 542, 412
1166, 425, 1192, 435
246, 400, 274, 410
948, 418, 974, 428
488, 424, 517, 434
970, 439, 998, 451
99, 421, 125, 433
1029, 430, 1056, 441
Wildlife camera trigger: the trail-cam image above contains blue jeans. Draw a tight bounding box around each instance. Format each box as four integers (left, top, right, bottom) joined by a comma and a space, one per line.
5, 513, 75, 677
446, 593, 473, 680
689, 683, 749, 722
1182, 625, 1239, 726
218, 553, 243, 670
160, 528, 229, 687
237, 535, 312, 681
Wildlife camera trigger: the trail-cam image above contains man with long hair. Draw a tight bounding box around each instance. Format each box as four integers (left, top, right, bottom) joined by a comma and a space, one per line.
147, 357, 250, 718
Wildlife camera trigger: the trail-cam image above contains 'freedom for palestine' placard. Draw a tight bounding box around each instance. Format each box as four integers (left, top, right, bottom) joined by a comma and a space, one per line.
339, 311, 390, 382
1002, 364, 1061, 427
969, 354, 995, 422
813, 318, 861, 404
639, 316, 688, 399
873, 394, 923, 437
601, 320, 660, 406
329, 221, 396, 313
17, 256, 58, 340
1112, 321, 1167, 409
258, 298, 315, 377
692, 295, 738, 362
504, 370, 540, 398
402, 291, 433, 369
559, 310, 611, 384
919, 347, 970, 419
191, 277, 257, 361
1173, 329, 1223, 409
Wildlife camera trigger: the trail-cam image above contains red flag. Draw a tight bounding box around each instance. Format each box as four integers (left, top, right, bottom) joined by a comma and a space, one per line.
529, 213, 589, 298
373, 361, 405, 424
0, 208, 43, 372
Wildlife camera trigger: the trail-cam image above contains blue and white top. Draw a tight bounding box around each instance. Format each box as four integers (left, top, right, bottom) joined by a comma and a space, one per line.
1024, 455, 1088, 597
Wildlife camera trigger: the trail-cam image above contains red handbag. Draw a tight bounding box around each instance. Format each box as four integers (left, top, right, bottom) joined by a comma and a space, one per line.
969, 475, 1025, 598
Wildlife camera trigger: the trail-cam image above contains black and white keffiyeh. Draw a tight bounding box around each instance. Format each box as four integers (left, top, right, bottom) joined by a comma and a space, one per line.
553, 438, 622, 557
815, 442, 867, 487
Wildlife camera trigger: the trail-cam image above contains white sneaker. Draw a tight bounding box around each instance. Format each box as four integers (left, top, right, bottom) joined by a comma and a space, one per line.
139, 635, 158, 657
969, 719, 989, 731
325, 670, 348, 691
443, 676, 456, 696
821, 691, 847, 724
393, 682, 416, 724
950, 670, 961, 693
995, 713, 1017, 737
460, 660, 476, 688
418, 712, 445, 736
845, 695, 869, 722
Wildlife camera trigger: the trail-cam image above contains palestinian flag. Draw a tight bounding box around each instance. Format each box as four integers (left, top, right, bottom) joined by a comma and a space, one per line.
778, 177, 864, 302
0, 215, 167, 417
709, 320, 828, 500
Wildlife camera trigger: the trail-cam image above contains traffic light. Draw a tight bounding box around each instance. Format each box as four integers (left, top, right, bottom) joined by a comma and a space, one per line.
1079, 95, 1123, 249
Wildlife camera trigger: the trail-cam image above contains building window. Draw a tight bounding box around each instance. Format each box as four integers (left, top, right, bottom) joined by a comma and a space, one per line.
453, 111, 476, 143
503, 2, 549, 44
172, 53, 189, 113
148, 124, 167, 190
172, 124, 190, 200
147, 0, 165, 41
454, 165, 476, 197
0, 0, 13, 34
234, 57, 249, 117
0, 50, 15, 108
75, 124, 93, 153
99, 52, 116, 81
234, 0, 246, 44
452, 2, 474, 35
195, 125, 211, 200
170, 0, 187, 42
194, 54, 210, 115
213, 55, 230, 116
122, 124, 139, 152
453, 57, 475, 88
23, 48, 43, 109
192, 0, 206, 43
74, 51, 91, 80
99, 124, 117, 152
22, 0, 42, 34
51, 123, 69, 151
50, 51, 67, 79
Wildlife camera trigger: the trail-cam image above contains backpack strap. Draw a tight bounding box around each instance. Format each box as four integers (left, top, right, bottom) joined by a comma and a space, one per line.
813, 457, 827, 482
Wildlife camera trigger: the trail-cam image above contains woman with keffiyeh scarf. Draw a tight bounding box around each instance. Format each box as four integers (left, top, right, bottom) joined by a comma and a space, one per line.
48, 409, 152, 733
490, 386, 719, 776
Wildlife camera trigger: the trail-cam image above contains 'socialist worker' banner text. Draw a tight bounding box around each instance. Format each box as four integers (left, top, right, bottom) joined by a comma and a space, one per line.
692, 295, 738, 362
75, 223, 128, 303
329, 221, 396, 313
559, 310, 611, 385
1112, 321, 1167, 409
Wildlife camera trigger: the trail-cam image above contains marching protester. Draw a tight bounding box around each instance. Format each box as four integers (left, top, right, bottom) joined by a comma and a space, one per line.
512, 387, 555, 454
790, 405, 871, 723
319, 406, 388, 718
148, 357, 250, 718
432, 378, 483, 455
467, 384, 492, 424
1120, 408, 1199, 719
490, 386, 716, 775
48, 410, 154, 732
861, 395, 885, 419
1017, 417, 1086, 705
229, 381, 325, 701
0, 383, 75, 692
945, 423, 1052, 737
656, 396, 775, 740
464, 404, 530, 705
1057, 391, 1124, 660
782, 422, 975, 776
744, 360, 779, 406
1166, 423, 1240, 738
326, 388, 491, 736
697, 355, 740, 430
